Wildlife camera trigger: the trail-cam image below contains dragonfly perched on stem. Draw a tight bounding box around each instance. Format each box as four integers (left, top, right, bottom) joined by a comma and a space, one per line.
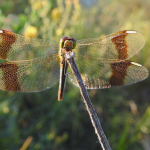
0, 30, 148, 100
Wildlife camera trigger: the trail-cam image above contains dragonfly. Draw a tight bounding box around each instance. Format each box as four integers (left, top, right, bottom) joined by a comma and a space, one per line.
0, 30, 148, 100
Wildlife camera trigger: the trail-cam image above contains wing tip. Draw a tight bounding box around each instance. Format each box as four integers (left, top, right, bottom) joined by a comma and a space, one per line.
131, 62, 142, 67
126, 30, 137, 34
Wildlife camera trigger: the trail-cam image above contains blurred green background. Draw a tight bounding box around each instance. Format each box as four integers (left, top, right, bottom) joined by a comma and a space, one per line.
0, 0, 150, 149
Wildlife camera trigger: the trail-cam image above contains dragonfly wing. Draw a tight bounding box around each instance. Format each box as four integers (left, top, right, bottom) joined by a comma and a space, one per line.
68, 57, 148, 89
0, 30, 59, 61
75, 30, 145, 60
0, 54, 60, 92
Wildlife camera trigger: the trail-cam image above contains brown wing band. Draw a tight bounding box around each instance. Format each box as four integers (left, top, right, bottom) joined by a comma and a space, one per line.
111, 31, 128, 60
109, 61, 131, 86
0, 63, 21, 91
0, 30, 16, 59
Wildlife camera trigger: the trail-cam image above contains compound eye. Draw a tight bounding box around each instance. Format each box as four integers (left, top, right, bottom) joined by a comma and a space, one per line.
71, 37, 76, 49
59, 36, 68, 48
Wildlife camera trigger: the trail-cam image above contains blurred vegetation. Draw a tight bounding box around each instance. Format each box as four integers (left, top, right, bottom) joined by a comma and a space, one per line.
0, 0, 150, 149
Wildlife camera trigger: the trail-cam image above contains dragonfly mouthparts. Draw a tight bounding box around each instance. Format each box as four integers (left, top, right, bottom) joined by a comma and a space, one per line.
64, 46, 73, 51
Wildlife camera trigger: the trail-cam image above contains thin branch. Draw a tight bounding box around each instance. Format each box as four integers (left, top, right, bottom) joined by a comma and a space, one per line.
65, 51, 111, 150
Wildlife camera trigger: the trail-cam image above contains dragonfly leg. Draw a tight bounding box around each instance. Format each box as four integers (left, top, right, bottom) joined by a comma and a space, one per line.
65, 71, 72, 75
60, 55, 65, 64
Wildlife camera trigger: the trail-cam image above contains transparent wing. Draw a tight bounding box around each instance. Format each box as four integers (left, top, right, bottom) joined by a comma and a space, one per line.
68, 58, 148, 89
0, 30, 59, 61
75, 30, 145, 60
0, 53, 60, 92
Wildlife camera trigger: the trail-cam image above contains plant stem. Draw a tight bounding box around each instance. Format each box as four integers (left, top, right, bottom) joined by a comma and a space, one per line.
65, 51, 111, 150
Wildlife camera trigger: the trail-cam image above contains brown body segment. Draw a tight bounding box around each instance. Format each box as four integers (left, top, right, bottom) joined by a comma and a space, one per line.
0, 30, 16, 60
109, 61, 131, 86
0, 63, 21, 91
58, 61, 68, 101
111, 30, 128, 60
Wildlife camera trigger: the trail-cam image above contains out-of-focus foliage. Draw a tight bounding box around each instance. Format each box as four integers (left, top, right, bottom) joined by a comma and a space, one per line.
0, 0, 150, 149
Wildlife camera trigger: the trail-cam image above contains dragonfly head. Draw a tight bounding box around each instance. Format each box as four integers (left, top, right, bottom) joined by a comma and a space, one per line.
60, 36, 76, 51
